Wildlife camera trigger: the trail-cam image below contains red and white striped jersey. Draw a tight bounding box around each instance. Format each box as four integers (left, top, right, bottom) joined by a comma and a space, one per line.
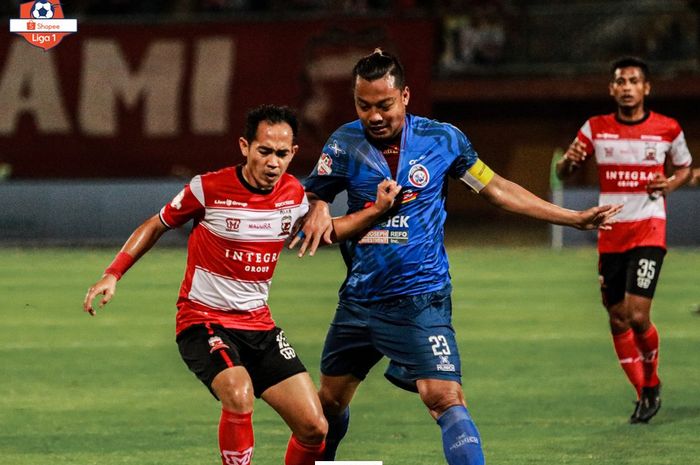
160, 166, 309, 334
576, 111, 692, 253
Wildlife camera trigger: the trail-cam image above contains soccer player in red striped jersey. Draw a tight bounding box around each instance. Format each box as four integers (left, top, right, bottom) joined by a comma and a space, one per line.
83, 104, 401, 465
556, 57, 693, 423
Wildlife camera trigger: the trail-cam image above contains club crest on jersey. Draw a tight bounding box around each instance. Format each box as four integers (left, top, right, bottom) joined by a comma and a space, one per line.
408, 164, 430, 188
644, 144, 657, 161
279, 215, 292, 236
317, 153, 333, 175
226, 218, 241, 232
207, 336, 229, 353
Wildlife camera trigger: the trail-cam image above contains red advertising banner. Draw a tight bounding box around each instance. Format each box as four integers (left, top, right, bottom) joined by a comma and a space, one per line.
0, 18, 435, 178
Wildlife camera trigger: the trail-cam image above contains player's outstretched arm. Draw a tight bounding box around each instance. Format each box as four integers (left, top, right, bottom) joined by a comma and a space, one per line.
291, 179, 401, 257
83, 215, 168, 316
479, 173, 622, 230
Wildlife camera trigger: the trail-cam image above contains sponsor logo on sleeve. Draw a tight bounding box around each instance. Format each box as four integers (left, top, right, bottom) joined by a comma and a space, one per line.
317, 153, 333, 175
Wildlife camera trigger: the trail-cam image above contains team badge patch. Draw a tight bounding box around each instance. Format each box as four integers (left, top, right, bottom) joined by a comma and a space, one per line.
317, 153, 333, 175
644, 144, 657, 161
207, 336, 229, 353
279, 215, 292, 236
408, 164, 430, 188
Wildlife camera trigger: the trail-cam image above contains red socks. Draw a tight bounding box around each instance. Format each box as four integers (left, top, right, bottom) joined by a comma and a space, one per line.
612, 329, 644, 398
612, 326, 661, 398
635, 325, 660, 388
285, 435, 325, 465
219, 409, 254, 465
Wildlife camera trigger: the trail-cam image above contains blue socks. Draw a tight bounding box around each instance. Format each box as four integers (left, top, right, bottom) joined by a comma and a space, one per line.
437, 405, 485, 465
322, 407, 350, 460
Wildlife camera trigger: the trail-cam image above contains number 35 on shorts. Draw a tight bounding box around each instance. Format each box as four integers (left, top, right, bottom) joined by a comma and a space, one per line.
429, 335, 452, 356
637, 258, 656, 290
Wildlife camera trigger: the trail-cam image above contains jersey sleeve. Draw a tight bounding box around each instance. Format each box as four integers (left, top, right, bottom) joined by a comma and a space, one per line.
576, 120, 595, 156
159, 175, 206, 229
669, 127, 693, 168
444, 124, 495, 192
446, 124, 479, 179
303, 135, 350, 203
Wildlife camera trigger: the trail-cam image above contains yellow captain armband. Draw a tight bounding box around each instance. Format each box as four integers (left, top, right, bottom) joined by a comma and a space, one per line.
459, 159, 495, 193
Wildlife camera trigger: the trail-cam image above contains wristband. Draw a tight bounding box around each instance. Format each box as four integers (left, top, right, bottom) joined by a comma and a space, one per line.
104, 252, 135, 280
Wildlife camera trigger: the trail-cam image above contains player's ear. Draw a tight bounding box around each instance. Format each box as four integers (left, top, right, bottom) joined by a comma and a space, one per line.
238, 137, 249, 158
644, 81, 651, 96
291, 144, 299, 158
402, 86, 410, 106
608, 82, 615, 97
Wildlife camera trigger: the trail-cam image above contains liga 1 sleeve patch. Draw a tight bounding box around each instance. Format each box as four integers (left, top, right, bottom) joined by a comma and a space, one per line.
459, 159, 494, 192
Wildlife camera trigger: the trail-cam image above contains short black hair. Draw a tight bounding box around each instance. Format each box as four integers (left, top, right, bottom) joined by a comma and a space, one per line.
352, 48, 406, 89
610, 56, 650, 81
244, 104, 298, 142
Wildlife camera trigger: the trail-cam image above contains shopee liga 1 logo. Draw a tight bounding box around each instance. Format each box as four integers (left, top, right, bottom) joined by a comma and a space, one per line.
9, 1, 78, 51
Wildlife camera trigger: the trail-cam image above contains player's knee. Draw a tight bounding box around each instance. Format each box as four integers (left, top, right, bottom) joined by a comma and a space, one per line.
215, 381, 255, 412
607, 306, 630, 331
318, 388, 347, 416
293, 413, 328, 444
419, 385, 464, 416
629, 311, 651, 332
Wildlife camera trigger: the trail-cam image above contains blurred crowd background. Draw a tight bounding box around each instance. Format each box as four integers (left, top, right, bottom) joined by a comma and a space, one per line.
2, 0, 699, 76
1, 0, 698, 244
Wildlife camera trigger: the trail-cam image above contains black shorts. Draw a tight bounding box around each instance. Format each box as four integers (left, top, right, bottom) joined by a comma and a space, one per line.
598, 246, 666, 307
176, 323, 307, 399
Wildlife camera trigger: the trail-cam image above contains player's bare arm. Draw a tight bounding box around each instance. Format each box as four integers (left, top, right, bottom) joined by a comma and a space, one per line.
83, 215, 168, 315
556, 138, 588, 180
291, 179, 402, 257
479, 173, 622, 230
646, 167, 692, 197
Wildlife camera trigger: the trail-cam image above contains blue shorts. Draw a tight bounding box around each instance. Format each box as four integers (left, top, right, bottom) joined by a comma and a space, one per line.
320, 285, 461, 392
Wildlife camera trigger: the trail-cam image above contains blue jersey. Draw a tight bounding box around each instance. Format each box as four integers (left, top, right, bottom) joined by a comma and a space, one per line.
304, 114, 479, 302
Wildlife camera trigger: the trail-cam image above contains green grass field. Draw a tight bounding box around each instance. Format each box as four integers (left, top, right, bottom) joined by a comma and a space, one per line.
1, 246, 699, 465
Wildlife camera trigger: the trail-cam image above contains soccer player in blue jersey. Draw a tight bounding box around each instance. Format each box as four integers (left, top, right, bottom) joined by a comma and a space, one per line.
291, 49, 621, 465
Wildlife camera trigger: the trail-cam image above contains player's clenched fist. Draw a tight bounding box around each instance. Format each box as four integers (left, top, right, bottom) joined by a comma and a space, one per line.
564, 137, 588, 166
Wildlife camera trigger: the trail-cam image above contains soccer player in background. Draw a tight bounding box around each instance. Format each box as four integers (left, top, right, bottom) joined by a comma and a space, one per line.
556, 57, 693, 423
83, 104, 401, 465
291, 49, 621, 465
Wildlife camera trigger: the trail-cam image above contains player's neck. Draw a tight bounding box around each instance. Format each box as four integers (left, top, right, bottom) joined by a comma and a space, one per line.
616, 106, 647, 124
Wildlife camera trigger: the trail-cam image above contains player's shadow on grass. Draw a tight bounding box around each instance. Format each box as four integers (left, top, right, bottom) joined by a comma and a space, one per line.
654, 405, 700, 424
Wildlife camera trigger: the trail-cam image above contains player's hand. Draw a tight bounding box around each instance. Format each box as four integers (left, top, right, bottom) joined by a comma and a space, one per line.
646, 173, 670, 198
689, 168, 700, 187
289, 199, 333, 257
574, 203, 623, 230
372, 179, 402, 213
563, 138, 588, 167
83, 274, 118, 316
